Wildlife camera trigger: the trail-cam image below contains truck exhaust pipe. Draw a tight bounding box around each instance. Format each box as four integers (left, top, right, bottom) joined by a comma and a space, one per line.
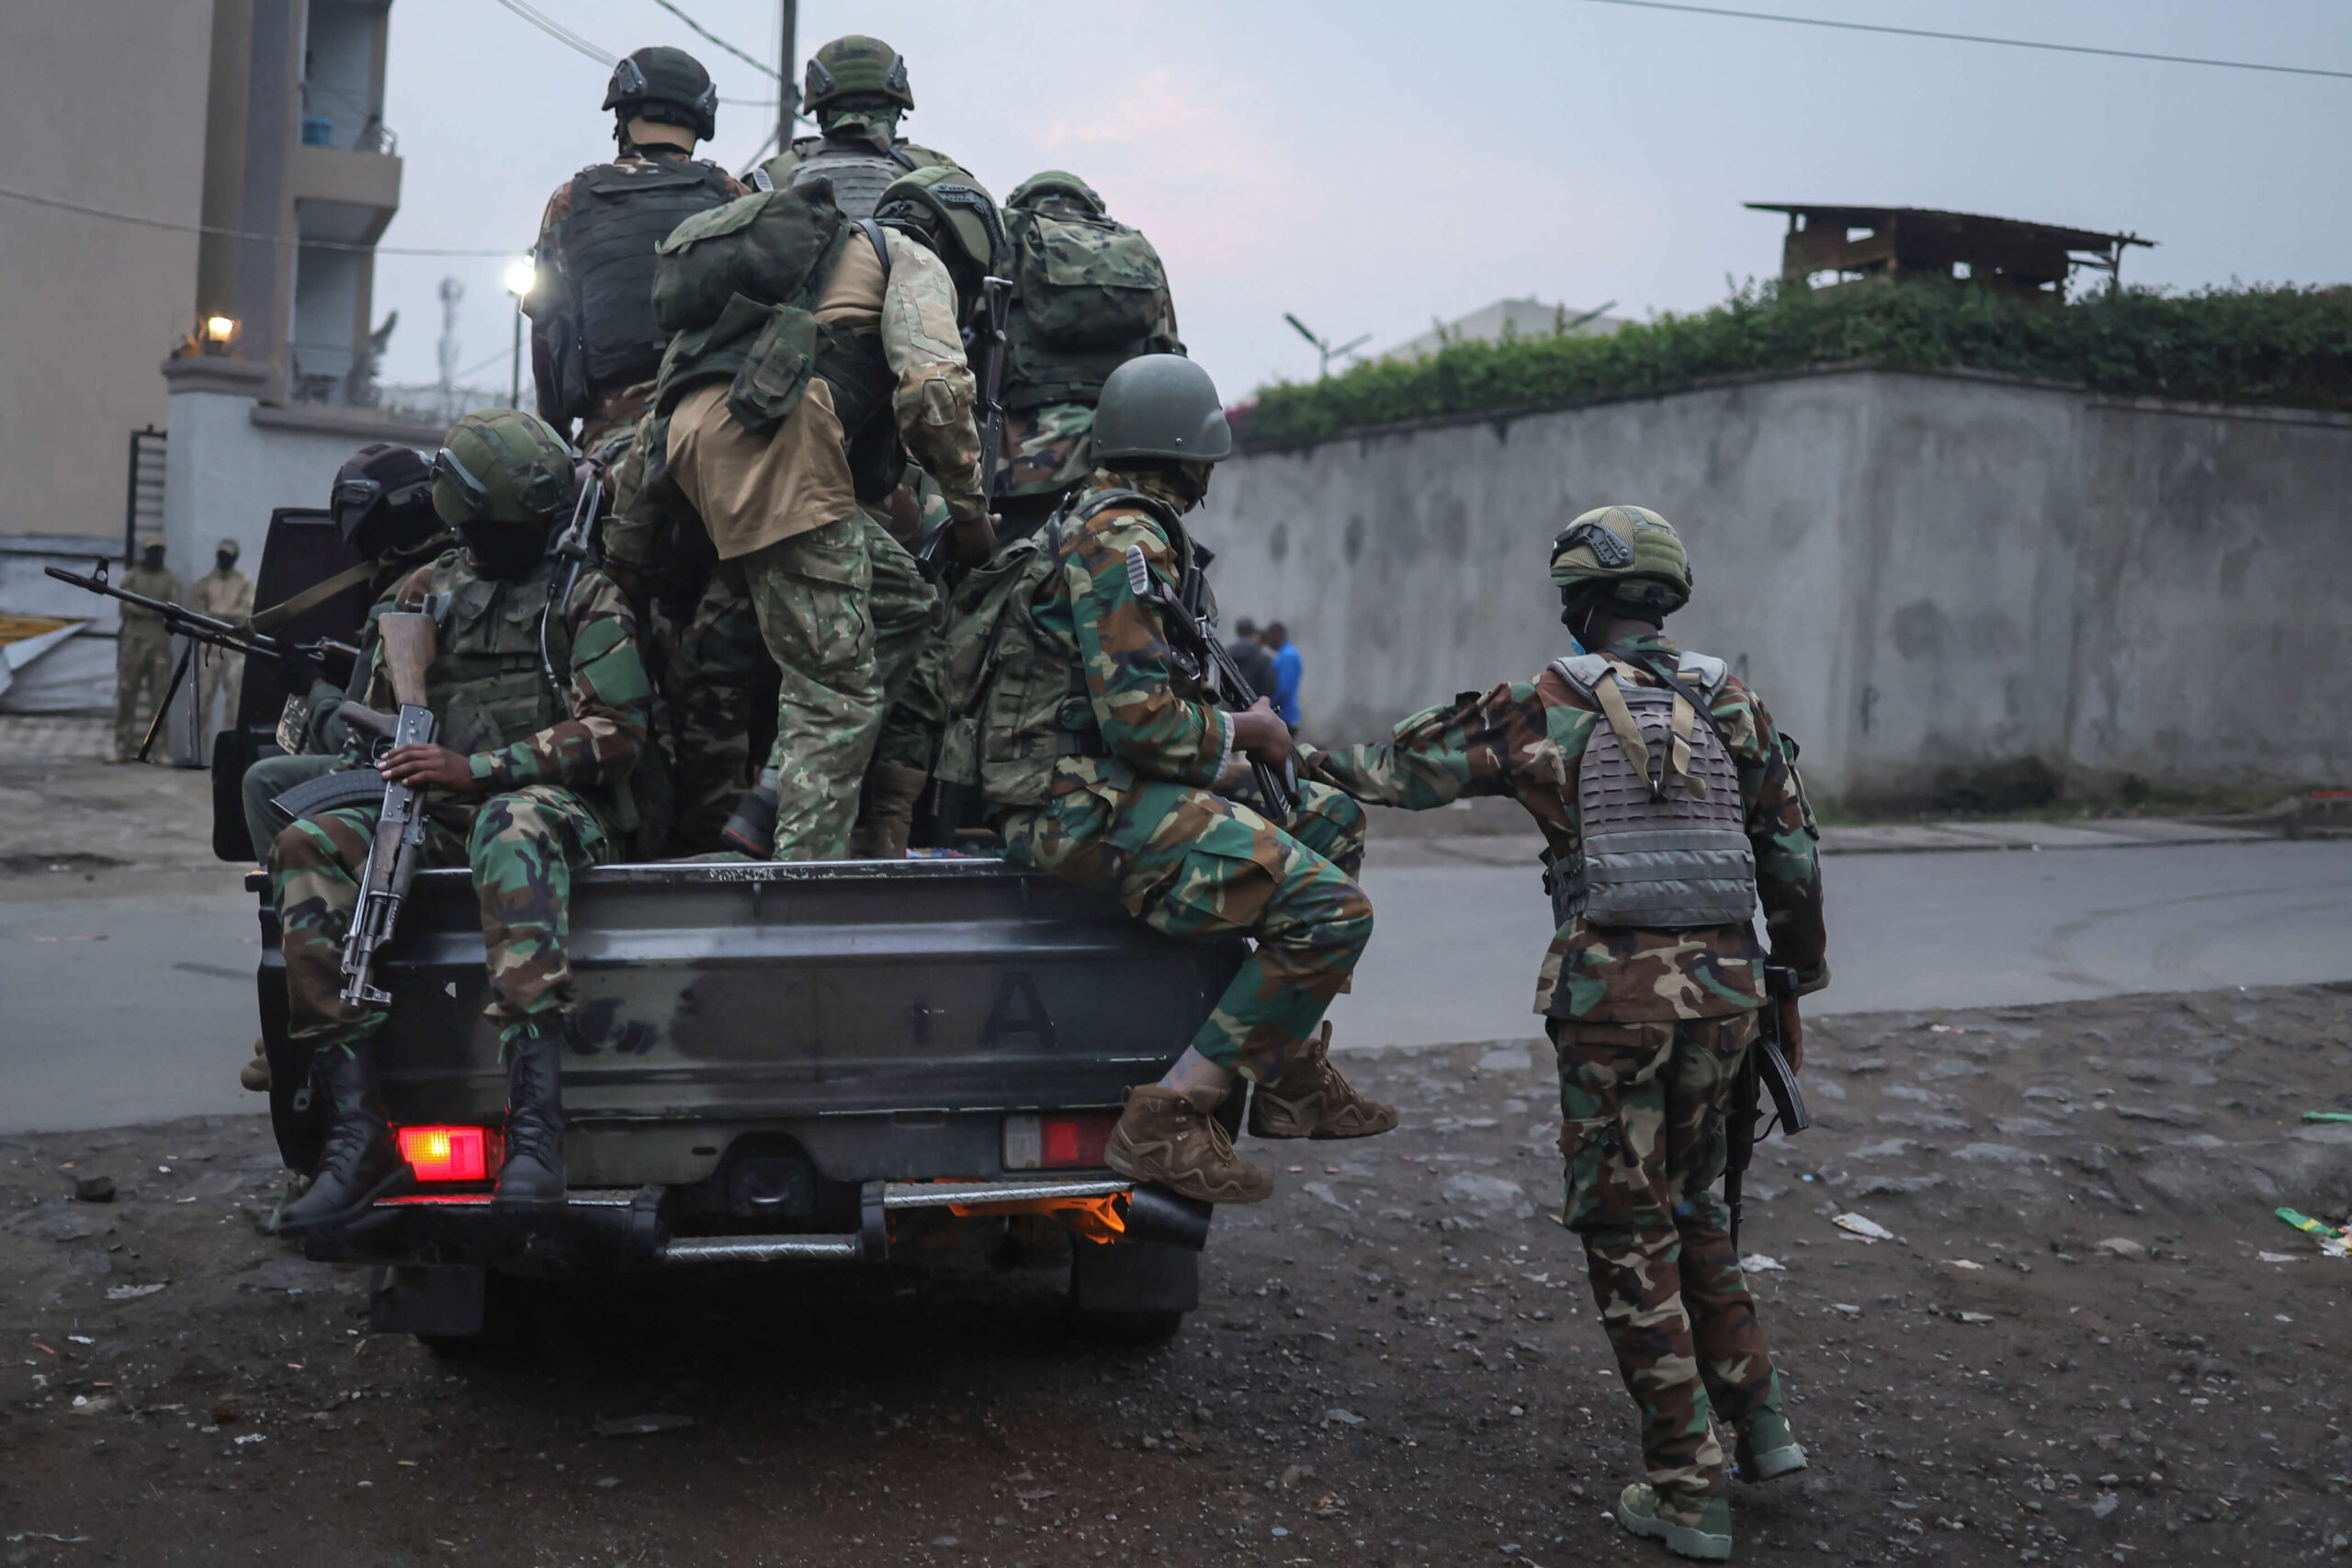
1119, 1184, 1212, 1252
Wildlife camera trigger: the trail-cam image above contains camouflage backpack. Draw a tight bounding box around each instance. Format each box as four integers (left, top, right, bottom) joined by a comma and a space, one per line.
1001, 179, 1180, 412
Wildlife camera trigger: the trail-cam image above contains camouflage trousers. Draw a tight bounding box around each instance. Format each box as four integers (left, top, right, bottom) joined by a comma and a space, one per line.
1553, 1010, 1784, 1509
113, 630, 175, 759
998, 779, 1372, 1081
270, 786, 609, 1053
659, 557, 771, 853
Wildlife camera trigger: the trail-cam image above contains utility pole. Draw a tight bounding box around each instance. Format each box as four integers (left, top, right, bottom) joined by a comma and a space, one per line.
777, 0, 798, 158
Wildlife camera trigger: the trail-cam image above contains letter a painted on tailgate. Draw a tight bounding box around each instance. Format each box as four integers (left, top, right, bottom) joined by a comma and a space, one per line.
979, 971, 1057, 1052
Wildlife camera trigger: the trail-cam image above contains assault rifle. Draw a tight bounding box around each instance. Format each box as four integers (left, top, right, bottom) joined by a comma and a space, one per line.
1725, 961, 1810, 1253
337, 612, 438, 1010
916, 274, 1012, 583
1123, 543, 1299, 826
47, 560, 362, 762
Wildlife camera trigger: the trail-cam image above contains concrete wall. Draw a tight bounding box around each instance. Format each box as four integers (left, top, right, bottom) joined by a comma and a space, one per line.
1194, 367, 2352, 805
0, 1, 216, 540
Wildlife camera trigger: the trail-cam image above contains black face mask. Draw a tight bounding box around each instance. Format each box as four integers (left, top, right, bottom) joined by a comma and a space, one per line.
216, 551, 236, 574
459, 522, 546, 581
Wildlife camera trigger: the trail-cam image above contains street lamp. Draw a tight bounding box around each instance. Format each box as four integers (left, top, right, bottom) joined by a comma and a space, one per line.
1283, 312, 1371, 379
503, 258, 535, 409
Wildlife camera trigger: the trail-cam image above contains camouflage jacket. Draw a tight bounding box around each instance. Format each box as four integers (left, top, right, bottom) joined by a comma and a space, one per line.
355, 554, 653, 823
1025, 469, 1232, 799
1309, 635, 1828, 1022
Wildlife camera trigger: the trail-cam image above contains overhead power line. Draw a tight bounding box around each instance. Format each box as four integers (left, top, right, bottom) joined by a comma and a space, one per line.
649, 0, 784, 83
0, 182, 516, 256
1569, 0, 2352, 81
491, 0, 797, 111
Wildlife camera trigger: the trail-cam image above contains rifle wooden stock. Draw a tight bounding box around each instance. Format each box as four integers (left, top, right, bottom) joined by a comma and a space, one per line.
376, 613, 435, 709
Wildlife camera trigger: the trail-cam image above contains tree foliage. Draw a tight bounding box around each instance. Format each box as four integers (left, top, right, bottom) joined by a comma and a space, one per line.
1238, 283, 2352, 447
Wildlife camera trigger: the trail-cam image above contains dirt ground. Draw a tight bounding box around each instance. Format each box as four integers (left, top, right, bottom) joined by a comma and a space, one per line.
5, 984, 2351, 1567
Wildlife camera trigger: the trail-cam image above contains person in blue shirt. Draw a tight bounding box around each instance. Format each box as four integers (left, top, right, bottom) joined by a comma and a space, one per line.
1265, 622, 1303, 728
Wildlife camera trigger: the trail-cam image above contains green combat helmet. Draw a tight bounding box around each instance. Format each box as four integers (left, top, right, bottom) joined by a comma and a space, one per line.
1006, 170, 1105, 217
802, 35, 913, 115
1548, 504, 1693, 615
875, 166, 1006, 289
603, 45, 718, 141
430, 410, 578, 528
1091, 354, 1233, 464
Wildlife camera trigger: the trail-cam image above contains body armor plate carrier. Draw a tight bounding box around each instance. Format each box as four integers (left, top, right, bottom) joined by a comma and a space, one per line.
1544, 650, 1757, 931
562, 156, 740, 407
786, 138, 917, 220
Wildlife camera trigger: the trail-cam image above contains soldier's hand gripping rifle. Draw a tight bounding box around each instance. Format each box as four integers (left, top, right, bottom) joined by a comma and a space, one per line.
1123, 544, 1299, 826
916, 275, 1012, 583
338, 612, 438, 1010
46, 560, 364, 761
1724, 961, 1810, 1253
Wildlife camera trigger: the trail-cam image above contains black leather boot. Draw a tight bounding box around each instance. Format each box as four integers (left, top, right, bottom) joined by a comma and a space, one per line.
492, 1020, 567, 1211
277, 1040, 410, 1235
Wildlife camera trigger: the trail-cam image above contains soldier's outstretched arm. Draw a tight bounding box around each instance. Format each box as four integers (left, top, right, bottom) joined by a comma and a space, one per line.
1730, 685, 1829, 997
1066, 516, 1230, 787
1308, 680, 1559, 809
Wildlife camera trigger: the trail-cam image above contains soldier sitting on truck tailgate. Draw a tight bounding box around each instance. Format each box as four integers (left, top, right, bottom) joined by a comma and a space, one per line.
1306, 508, 1829, 1562
272, 411, 654, 1235
967, 355, 1396, 1205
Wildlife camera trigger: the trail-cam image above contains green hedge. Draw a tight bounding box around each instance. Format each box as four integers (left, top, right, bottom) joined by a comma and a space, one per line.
1238, 283, 2352, 446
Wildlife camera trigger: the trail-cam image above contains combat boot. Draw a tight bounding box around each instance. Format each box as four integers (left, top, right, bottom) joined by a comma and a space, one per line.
276, 1041, 410, 1235
492, 1020, 567, 1211
851, 761, 929, 860
1247, 1024, 1398, 1140
1616, 1484, 1732, 1562
1104, 1086, 1275, 1205
1733, 1408, 1808, 1483
719, 769, 780, 858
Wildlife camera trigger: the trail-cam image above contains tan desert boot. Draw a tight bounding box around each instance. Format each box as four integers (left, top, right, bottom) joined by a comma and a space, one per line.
1248, 1024, 1398, 1139
1103, 1085, 1275, 1204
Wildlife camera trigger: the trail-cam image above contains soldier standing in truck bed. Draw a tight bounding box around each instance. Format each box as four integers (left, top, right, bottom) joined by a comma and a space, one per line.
1306, 506, 1829, 1562
762, 35, 962, 220
526, 46, 743, 453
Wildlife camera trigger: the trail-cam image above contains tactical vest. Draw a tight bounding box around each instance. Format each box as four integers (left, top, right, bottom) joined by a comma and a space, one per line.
1543, 650, 1757, 931
1001, 208, 1180, 412
783, 135, 919, 220
648, 188, 902, 502
561, 157, 740, 408
940, 489, 1196, 809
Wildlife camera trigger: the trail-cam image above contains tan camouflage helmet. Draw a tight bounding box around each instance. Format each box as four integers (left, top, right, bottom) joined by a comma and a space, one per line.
430, 410, 577, 528
1548, 504, 1694, 613
875, 165, 1006, 279
803, 35, 911, 114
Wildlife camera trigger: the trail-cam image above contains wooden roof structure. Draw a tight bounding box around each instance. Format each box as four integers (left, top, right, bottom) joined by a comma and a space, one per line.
1747, 204, 2154, 301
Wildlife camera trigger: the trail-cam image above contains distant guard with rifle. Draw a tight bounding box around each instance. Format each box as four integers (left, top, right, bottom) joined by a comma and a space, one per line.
188, 537, 254, 760
270, 411, 653, 1235
109, 540, 181, 763
762, 35, 962, 220
960, 355, 1395, 1205
1305, 506, 1829, 1562
622, 157, 992, 861
526, 45, 743, 452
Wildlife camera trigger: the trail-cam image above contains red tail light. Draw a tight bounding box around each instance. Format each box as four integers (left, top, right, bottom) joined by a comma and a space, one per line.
396, 1125, 502, 1182
1042, 1112, 1114, 1168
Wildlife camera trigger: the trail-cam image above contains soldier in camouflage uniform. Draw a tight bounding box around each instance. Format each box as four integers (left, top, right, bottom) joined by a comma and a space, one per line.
526, 47, 743, 451
995, 172, 1182, 534
1307, 506, 1828, 1561
762, 36, 962, 220
639, 173, 993, 861
973, 355, 1396, 1205
110, 540, 181, 762
272, 412, 653, 1235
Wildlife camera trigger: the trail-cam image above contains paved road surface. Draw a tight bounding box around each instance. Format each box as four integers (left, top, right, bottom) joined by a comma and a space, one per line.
4, 840, 2348, 1133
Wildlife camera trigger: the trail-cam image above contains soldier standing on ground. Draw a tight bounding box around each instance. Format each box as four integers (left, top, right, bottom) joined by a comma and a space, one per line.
525, 46, 743, 453
967, 355, 1396, 1203
110, 540, 181, 763
187, 537, 254, 760
270, 411, 653, 1234
1306, 505, 1829, 1562
763, 36, 961, 219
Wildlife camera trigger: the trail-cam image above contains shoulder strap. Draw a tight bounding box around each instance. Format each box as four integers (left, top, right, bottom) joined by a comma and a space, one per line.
1676, 650, 1730, 700
890, 143, 919, 171
859, 218, 891, 277
1548, 651, 1613, 697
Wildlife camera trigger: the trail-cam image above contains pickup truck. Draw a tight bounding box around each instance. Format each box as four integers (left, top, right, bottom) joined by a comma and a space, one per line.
218, 510, 1232, 1348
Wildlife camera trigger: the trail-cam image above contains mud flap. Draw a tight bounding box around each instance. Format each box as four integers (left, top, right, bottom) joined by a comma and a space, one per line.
1069, 1240, 1199, 1314
368, 1264, 487, 1337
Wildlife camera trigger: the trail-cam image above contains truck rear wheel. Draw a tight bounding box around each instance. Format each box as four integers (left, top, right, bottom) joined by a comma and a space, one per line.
1069, 1238, 1197, 1342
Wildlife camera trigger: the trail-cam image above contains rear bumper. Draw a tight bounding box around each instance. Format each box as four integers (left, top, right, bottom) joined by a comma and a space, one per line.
303, 1175, 1211, 1272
